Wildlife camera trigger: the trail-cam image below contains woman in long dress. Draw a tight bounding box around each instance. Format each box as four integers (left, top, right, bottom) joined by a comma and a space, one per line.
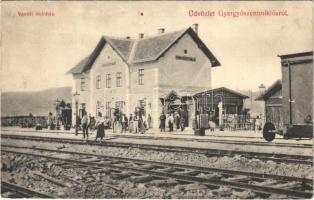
133, 113, 139, 134
129, 114, 134, 133
95, 112, 105, 142
255, 115, 262, 132
168, 113, 174, 132
139, 116, 146, 134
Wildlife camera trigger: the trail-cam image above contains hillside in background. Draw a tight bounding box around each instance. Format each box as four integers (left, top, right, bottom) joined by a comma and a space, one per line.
1, 86, 264, 117
1, 87, 72, 116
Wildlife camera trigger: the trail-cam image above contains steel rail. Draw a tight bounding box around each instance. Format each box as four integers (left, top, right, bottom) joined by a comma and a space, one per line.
2, 147, 312, 199
3, 128, 313, 141
109, 134, 312, 148
2, 134, 312, 165
1, 181, 53, 198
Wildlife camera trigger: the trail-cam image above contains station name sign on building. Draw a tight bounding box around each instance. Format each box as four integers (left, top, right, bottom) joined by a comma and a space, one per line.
175, 55, 196, 62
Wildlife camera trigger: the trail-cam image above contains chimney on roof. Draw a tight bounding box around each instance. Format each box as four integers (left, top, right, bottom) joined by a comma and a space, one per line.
158, 28, 165, 34
139, 33, 144, 39
192, 23, 199, 35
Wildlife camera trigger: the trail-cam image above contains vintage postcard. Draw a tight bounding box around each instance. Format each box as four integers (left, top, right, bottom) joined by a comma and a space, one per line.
1, 1, 313, 199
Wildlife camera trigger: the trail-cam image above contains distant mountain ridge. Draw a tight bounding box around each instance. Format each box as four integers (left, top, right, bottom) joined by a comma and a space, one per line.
1, 87, 72, 117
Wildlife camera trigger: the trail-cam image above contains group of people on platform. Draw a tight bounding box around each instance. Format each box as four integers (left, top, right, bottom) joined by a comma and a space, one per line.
223, 114, 263, 131
77, 109, 152, 142
159, 111, 186, 132
71, 108, 267, 141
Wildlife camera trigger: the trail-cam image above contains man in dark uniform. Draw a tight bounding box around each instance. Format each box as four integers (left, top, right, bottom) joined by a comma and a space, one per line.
159, 112, 166, 132
113, 108, 120, 133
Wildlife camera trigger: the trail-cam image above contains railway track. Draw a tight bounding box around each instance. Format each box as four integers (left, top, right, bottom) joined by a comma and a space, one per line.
2, 145, 313, 199
2, 134, 312, 165
2, 129, 312, 148
109, 134, 313, 149
1, 181, 53, 198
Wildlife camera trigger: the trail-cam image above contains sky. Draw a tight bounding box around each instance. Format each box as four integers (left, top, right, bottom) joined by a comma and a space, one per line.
1, 1, 313, 92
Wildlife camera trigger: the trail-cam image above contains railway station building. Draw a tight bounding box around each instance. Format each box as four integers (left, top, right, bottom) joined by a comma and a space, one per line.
67, 25, 221, 129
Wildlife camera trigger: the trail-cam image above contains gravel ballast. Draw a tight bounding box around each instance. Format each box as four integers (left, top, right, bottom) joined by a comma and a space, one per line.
2, 138, 312, 179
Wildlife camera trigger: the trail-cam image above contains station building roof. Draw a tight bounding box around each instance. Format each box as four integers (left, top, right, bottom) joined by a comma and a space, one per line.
194, 87, 249, 99
67, 27, 221, 74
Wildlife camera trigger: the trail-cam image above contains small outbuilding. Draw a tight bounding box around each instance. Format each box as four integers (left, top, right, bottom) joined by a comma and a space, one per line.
255, 80, 283, 130
194, 87, 249, 125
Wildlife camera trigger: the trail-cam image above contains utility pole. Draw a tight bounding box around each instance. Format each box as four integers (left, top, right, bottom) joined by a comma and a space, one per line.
250, 90, 253, 111
258, 83, 266, 124
73, 91, 80, 135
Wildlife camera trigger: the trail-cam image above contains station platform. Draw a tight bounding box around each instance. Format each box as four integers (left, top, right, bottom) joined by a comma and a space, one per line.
1, 126, 312, 156
1, 126, 312, 142
1, 126, 270, 145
